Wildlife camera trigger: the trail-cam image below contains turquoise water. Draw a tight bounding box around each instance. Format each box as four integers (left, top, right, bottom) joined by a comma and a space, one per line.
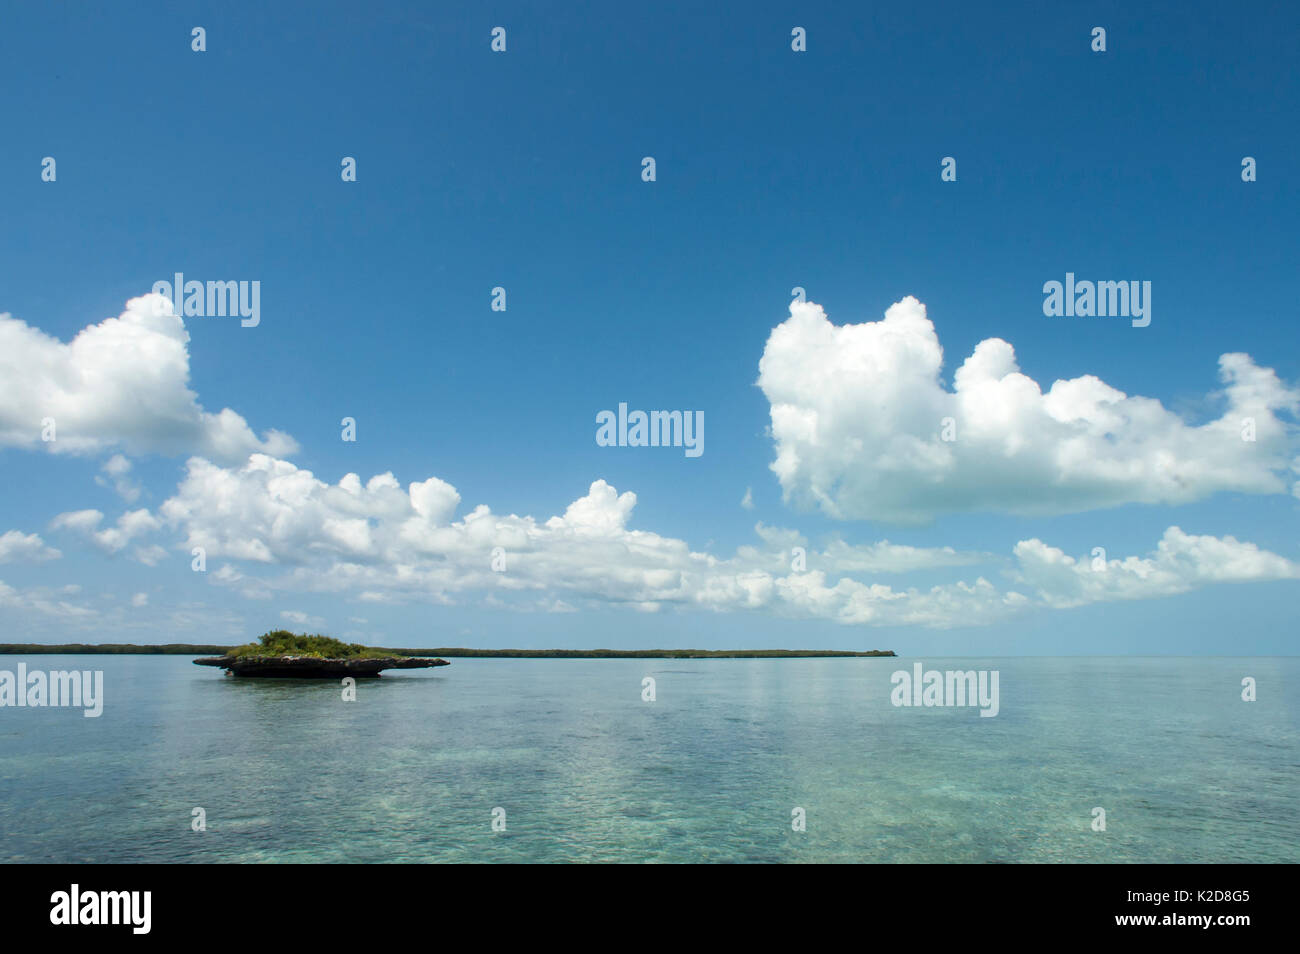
0, 655, 1295, 863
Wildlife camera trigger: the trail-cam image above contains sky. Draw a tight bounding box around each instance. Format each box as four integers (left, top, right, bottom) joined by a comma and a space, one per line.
0, 0, 1297, 654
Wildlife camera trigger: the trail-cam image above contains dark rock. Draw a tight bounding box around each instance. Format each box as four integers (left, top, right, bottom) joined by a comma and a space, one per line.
193, 655, 450, 678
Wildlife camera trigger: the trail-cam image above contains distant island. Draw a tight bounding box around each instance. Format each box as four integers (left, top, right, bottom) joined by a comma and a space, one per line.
193, 631, 450, 678
0, 641, 895, 659
384, 648, 897, 658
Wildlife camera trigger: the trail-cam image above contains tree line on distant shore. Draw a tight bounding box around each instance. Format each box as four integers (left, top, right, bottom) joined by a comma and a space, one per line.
387, 648, 895, 657
0, 643, 231, 654
0, 641, 894, 658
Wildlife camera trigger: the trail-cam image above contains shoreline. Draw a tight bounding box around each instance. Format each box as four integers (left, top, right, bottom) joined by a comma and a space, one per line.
0, 643, 895, 658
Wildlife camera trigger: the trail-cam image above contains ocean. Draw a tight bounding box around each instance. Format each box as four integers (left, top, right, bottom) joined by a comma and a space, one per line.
1, 655, 1295, 863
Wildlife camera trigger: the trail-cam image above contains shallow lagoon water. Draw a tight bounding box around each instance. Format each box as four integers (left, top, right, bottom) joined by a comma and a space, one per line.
1, 655, 1295, 863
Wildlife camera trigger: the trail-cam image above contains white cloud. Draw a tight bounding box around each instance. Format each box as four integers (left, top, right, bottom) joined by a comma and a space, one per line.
133, 544, 170, 566
93, 509, 162, 553
737, 523, 986, 574
1012, 526, 1300, 609
0, 530, 61, 564
102, 454, 131, 477
0, 294, 297, 463
740, 487, 754, 510
757, 297, 1300, 523
147, 454, 1297, 628
820, 538, 989, 573
52, 507, 161, 554
0, 579, 96, 619
211, 563, 272, 601
131, 592, 148, 607
280, 609, 325, 627
96, 454, 141, 502
50, 509, 104, 534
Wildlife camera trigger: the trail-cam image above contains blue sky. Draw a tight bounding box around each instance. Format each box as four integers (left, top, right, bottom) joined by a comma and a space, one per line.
0, 0, 1297, 653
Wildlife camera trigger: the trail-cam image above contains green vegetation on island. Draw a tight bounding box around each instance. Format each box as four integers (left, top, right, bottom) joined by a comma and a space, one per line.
194, 631, 450, 678
224, 630, 398, 660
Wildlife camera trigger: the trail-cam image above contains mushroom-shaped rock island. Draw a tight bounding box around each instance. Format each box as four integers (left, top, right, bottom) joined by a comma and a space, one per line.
194, 630, 450, 678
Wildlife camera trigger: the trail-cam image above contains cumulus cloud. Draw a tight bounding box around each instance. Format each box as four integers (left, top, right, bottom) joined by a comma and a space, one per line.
737, 523, 987, 574
145, 454, 1297, 628
133, 544, 170, 567
0, 580, 95, 619
211, 564, 273, 601
1012, 527, 1300, 608
0, 294, 297, 463
50, 510, 104, 533
95, 454, 142, 502
0, 530, 61, 564
51, 507, 162, 555
820, 538, 989, 573
757, 297, 1300, 523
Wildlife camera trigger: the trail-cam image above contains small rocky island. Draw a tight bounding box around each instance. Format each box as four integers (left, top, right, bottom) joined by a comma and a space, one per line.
195, 631, 450, 678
